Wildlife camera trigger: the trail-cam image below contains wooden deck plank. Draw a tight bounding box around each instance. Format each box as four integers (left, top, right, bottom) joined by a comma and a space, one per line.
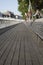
4, 34, 18, 65
0, 29, 17, 59
18, 37, 25, 65
0, 30, 18, 65
25, 35, 32, 65
0, 23, 43, 65
12, 34, 21, 65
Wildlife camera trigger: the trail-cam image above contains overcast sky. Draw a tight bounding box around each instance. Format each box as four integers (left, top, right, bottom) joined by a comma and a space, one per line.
0, 0, 21, 15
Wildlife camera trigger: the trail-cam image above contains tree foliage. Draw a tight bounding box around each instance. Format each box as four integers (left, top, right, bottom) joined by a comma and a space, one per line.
31, 0, 43, 10
18, 0, 43, 18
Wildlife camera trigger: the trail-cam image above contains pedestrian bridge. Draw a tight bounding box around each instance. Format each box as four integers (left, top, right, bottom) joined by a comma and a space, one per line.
0, 19, 43, 65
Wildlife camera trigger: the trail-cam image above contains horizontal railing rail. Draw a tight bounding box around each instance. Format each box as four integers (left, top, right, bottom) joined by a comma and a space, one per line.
0, 17, 24, 29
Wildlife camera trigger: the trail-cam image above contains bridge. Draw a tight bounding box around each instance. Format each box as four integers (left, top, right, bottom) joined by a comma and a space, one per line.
0, 18, 43, 65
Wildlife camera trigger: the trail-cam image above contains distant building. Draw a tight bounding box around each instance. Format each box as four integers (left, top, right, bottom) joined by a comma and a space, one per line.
2, 11, 15, 18
0, 11, 22, 19
0, 11, 15, 18
0, 12, 3, 17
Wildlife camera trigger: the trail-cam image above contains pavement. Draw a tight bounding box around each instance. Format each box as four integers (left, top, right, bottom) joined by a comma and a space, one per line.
24, 18, 43, 39
30, 21, 43, 39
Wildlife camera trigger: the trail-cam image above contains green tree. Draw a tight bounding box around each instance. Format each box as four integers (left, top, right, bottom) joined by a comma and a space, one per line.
18, 0, 29, 18
31, 0, 43, 10
18, 0, 43, 18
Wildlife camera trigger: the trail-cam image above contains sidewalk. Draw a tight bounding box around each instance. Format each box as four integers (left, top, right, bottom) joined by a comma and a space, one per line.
24, 18, 43, 39
30, 18, 43, 39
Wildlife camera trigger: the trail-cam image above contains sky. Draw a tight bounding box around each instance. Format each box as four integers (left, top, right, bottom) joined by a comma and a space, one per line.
0, 0, 21, 15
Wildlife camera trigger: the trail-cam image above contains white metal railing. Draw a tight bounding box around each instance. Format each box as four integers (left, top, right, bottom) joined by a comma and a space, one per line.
0, 17, 24, 29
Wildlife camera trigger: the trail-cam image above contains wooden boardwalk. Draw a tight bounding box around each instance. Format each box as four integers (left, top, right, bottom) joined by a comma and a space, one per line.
0, 23, 43, 65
